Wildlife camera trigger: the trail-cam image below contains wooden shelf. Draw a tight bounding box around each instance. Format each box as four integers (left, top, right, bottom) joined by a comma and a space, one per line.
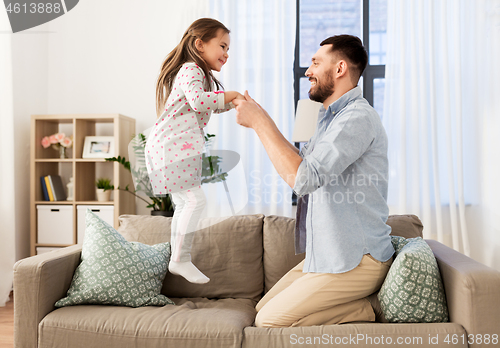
35, 243, 73, 248
34, 200, 115, 205
34, 201, 73, 205
74, 158, 108, 162
30, 114, 136, 256
76, 201, 115, 205
35, 159, 74, 163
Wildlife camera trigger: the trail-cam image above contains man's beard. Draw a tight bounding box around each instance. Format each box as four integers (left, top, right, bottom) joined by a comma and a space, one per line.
308, 70, 334, 103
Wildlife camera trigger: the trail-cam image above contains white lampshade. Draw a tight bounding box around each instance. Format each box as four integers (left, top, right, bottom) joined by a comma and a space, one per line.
291, 99, 322, 142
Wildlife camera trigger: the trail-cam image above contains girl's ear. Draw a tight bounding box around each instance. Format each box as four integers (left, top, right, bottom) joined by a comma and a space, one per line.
195, 38, 204, 53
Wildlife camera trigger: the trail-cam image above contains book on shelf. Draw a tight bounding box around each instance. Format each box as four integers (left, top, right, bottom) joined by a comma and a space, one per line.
48, 175, 67, 201
44, 176, 54, 201
41, 175, 67, 201
40, 176, 49, 201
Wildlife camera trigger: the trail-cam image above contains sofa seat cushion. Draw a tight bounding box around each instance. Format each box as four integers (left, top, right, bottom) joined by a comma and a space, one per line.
243, 323, 467, 348
39, 298, 257, 348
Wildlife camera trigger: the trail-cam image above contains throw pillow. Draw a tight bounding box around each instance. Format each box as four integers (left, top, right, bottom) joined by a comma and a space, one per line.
377, 236, 449, 323
55, 209, 174, 308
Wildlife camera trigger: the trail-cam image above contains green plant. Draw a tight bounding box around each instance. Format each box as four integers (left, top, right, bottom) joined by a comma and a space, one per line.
95, 178, 114, 191
201, 133, 228, 183
106, 133, 172, 211
106, 133, 228, 212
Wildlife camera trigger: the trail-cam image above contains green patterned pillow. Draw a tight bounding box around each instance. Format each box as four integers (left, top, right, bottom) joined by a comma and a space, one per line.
55, 209, 174, 308
378, 236, 449, 323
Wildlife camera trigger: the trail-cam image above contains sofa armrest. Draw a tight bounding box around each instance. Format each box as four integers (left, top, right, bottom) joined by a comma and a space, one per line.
426, 239, 500, 347
13, 245, 82, 348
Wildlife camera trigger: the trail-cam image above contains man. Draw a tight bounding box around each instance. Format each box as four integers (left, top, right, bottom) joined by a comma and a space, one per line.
232, 35, 394, 327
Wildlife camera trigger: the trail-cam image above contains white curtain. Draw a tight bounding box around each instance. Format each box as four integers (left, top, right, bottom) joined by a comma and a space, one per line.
384, 0, 500, 260
0, 10, 16, 306
474, 0, 500, 270
206, 0, 296, 218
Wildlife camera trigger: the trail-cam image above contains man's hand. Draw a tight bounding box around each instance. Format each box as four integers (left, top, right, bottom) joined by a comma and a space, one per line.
232, 90, 302, 189
233, 90, 268, 130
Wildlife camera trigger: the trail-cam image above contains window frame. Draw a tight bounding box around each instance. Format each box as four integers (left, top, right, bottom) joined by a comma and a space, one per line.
293, 0, 385, 110
292, 0, 385, 205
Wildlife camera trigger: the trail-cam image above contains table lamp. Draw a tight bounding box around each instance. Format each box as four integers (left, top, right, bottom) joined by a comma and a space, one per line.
291, 99, 322, 142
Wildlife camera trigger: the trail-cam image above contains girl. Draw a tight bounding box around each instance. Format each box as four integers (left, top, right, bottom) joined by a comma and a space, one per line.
145, 18, 242, 284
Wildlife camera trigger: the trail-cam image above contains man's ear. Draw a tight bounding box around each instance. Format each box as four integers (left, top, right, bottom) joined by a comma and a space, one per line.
336, 60, 348, 77
195, 38, 204, 53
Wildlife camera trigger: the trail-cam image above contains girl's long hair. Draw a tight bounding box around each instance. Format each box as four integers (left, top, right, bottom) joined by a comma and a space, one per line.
155, 18, 230, 117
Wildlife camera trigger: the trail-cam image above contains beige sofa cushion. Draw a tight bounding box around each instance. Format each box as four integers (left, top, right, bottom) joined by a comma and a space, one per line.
39, 298, 256, 348
118, 214, 172, 245
262, 214, 424, 294
387, 214, 423, 239
118, 214, 264, 301
243, 322, 467, 348
366, 292, 388, 322
262, 216, 305, 293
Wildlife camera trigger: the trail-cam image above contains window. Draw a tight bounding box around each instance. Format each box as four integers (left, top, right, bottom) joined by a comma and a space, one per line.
294, 0, 387, 117
292, 0, 387, 205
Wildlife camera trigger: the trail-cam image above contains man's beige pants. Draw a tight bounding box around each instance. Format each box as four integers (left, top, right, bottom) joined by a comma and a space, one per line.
255, 254, 392, 327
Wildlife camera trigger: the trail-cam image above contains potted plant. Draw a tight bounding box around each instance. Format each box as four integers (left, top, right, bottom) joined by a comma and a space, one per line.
201, 134, 228, 184
95, 177, 113, 202
106, 133, 174, 217
105, 133, 228, 217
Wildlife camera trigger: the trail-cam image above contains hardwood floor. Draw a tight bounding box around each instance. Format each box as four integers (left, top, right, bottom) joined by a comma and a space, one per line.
0, 292, 14, 348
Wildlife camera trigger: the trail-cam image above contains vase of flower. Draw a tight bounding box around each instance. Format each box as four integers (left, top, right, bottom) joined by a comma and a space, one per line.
59, 146, 67, 159
41, 132, 73, 158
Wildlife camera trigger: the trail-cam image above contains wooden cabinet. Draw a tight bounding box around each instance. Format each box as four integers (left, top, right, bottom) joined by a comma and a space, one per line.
30, 114, 136, 255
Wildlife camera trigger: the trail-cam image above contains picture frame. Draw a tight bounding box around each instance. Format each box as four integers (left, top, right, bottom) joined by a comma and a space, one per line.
82, 136, 115, 158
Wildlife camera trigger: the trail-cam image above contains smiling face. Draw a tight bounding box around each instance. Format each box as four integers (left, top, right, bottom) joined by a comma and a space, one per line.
197, 29, 230, 72
305, 45, 337, 104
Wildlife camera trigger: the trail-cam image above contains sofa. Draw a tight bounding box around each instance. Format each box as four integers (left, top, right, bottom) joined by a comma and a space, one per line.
13, 214, 500, 348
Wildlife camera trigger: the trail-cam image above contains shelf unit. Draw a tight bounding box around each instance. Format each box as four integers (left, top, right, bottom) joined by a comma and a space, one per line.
30, 114, 136, 256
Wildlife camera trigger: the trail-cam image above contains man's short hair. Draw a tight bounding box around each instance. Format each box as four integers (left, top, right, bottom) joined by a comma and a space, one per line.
320, 35, 368, 83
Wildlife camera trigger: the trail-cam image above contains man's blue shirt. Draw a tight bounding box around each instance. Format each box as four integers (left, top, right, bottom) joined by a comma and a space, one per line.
293, 86, 394, 273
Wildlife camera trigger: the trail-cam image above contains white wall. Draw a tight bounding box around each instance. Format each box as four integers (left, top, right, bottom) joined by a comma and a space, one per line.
11, 29, 49, 260
12, 0, 208, 261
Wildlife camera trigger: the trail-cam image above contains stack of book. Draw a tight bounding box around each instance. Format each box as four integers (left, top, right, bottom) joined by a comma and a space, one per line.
40, 175, 67, 201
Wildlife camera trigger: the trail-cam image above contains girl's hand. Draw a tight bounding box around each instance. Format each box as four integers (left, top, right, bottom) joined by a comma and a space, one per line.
234, 92, 245, 101
224, 91, 245, 104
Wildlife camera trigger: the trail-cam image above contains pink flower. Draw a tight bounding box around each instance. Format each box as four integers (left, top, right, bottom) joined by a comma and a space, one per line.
54, 133, 65, 142
41, 136, 51, 148
43, 133, 73, 150
61, 137, 72, 148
